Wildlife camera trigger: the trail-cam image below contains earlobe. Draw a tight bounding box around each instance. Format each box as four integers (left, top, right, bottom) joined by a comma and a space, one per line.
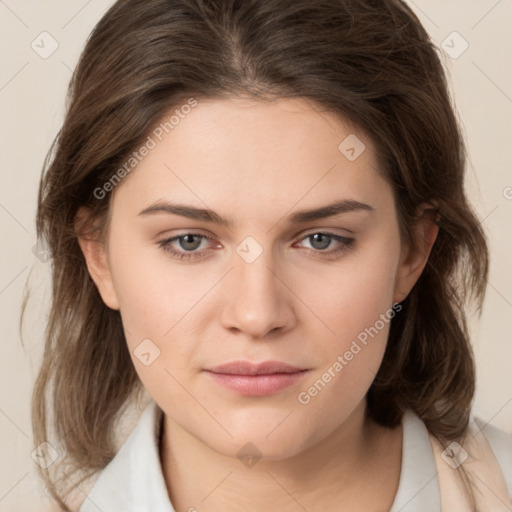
75, 207, 120, 311
393, 206, 439, 304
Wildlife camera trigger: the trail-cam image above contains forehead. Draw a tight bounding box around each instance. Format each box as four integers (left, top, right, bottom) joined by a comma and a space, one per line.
110, 96, 390, 218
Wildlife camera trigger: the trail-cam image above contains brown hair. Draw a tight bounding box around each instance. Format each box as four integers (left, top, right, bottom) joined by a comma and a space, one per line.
23, 0, 488, 509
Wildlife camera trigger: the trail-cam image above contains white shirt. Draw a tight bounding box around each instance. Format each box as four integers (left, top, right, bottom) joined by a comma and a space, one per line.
79, 400, 512, 512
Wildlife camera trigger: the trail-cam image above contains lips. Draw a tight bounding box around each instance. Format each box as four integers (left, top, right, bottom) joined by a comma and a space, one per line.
204, 360, 309, 396
207, 360, 306, 375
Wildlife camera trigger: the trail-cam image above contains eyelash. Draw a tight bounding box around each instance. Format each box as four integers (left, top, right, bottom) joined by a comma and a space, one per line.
157, 232, 355, 261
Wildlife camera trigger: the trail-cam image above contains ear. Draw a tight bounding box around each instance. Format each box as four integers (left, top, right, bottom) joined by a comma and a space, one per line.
75, 207, 120, 310
393, 204, 439, 304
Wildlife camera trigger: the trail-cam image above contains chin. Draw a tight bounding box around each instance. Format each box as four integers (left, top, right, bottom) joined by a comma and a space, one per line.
200, 423, 317, 462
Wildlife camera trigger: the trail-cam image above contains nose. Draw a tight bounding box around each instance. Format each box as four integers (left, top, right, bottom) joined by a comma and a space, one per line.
219, 245, 297, 339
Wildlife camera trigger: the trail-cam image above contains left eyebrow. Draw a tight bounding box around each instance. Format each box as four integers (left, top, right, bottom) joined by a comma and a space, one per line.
137, 199, 375, 227
288, 199, 375, 223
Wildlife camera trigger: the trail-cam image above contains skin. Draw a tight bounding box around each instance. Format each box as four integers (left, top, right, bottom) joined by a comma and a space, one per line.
78, 96, 438, 511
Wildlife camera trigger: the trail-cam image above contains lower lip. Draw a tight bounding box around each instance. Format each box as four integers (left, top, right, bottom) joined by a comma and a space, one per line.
205, 370, 308, 396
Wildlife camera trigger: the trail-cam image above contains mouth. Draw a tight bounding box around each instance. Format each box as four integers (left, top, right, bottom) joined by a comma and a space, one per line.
203, 360, 309, 396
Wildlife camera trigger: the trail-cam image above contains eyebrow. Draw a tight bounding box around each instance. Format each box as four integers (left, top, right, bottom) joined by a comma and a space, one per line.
138, 199, 374, 227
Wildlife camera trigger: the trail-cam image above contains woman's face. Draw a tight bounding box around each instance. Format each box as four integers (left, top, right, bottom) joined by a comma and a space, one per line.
82, 97, 434, 459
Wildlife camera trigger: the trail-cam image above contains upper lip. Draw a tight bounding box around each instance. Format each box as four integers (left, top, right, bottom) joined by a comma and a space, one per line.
205, 360, 307, 375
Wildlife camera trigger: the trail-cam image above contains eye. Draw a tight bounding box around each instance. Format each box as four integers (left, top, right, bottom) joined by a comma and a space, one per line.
157, 233, 217, 261
294, 232, 355, 259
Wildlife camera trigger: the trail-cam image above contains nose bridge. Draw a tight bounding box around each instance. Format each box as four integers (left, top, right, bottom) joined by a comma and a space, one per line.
219, 236, 295, 338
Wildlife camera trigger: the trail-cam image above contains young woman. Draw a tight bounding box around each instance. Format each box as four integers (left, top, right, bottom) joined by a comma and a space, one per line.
28, 0, 512, 511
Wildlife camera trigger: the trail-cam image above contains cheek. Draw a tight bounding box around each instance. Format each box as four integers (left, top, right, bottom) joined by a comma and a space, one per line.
108, 226, 195, 335
106, 234, 217, 394
298, 232, 400, 352
294, 266, 398, 432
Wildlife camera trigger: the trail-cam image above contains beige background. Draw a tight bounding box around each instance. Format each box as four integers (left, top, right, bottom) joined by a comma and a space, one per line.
1, 0, 511, 510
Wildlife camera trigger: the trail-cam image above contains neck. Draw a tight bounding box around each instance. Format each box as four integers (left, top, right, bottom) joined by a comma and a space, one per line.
159, 400, 402, 512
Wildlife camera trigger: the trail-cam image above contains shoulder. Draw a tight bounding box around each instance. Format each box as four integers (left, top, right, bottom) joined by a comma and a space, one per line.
424, 410, 512, 511
472, 414, 512, 498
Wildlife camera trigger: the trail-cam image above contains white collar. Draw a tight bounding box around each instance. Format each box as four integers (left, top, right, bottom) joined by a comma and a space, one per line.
79, 401, 442, 512
79, 400, 173, 512
390, 409, 441, 511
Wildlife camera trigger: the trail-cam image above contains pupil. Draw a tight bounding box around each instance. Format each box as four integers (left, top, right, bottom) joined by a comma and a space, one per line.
311, 233, 330, 250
